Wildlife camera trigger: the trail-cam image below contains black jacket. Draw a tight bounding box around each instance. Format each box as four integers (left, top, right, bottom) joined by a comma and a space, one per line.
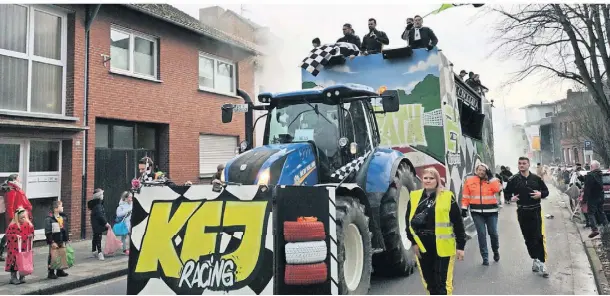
44, 212, 69, 245
499, 170, 513, 182
584, 169, 604, 202
336, 34, 361, 49
407, 26, 438, 49
405, 190, 466, 252
401, 23, 414, 41
361, 29, 389, 54
87, 199, 108, 234
505, 172, 549, 208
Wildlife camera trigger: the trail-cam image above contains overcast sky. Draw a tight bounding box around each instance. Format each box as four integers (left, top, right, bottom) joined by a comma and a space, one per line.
173, 3, 576, 123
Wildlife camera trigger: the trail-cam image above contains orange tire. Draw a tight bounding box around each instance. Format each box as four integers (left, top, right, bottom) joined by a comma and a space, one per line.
284, 262, 328, 285
283, 221, 325, 242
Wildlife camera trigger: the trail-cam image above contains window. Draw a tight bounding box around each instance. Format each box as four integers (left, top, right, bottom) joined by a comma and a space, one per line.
112, 125, 134, 149
545, 112, 553, 117
29, 141, 59, 172
0, 144, 20, 173
110, 26, 157, 79
96, 121, 158, 150
199, 135, 237, 175
0, 4, 67, 115
342, 102, 372, 156
136, 126, 156, 150
95, 123, 109, 148
198, 53, 236, 95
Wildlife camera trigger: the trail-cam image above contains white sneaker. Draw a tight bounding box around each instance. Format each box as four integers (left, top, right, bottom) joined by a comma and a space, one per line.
532, 259, 540, 272
97, 252, 105, 261
539, 262, 549, 277
92, 251, 98, 258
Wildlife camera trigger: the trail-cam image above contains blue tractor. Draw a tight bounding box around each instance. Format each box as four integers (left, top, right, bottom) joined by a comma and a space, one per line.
220, 84, 421, 294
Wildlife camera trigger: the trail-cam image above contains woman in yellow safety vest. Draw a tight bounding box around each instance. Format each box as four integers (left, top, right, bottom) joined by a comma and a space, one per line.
406, 167, 466, 295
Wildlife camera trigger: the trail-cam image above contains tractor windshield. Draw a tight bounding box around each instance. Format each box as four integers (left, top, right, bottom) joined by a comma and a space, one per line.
267, 102, 342, 178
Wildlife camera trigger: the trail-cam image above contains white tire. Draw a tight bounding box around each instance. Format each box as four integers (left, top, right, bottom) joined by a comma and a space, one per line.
285, 241, 327, 264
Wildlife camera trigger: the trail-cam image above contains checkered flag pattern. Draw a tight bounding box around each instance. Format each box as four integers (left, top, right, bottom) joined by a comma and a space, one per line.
300, 42, 361, 76
330, 151, 371, 181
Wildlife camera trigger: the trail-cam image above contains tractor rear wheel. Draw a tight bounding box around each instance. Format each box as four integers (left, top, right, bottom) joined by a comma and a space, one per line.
373, 162, 418, 277
336, 196, 372, 295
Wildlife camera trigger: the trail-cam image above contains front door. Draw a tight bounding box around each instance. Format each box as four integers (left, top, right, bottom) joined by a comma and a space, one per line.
0, 140, 25, 235
94, 120, 158, 221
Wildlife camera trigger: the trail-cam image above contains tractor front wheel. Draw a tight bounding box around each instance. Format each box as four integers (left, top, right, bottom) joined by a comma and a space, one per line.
336, 196, 372, 295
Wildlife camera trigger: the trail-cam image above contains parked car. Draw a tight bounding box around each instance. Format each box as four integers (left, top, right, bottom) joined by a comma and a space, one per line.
601, 170, 610, 216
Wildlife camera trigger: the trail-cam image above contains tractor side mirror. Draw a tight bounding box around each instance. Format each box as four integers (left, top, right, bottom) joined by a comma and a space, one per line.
381, 90, 400, 113
221, 104, 234, 123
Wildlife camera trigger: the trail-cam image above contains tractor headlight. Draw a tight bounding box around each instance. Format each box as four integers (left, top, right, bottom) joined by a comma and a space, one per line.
257, 169, 270, 185
220, 169, 225, 182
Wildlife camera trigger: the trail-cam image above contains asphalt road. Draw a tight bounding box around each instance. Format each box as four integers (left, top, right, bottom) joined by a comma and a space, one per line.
62, 187, 597, 295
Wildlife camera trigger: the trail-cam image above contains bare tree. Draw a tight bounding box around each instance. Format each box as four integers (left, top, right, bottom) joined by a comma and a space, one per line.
564, 88, 610, 165
490, 4, 610, 122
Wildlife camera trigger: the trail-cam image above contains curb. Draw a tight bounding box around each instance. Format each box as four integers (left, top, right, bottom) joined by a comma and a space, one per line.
23, 268, 128, 295
571, 210, 608, 295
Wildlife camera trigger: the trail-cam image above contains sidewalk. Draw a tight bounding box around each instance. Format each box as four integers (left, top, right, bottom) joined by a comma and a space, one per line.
0, 239, 128, 295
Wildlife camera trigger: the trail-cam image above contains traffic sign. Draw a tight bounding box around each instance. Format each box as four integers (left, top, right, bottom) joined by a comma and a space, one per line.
584, 140, 592, 151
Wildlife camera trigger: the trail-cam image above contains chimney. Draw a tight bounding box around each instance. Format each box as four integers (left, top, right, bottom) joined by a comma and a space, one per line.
199, 6, 224, 26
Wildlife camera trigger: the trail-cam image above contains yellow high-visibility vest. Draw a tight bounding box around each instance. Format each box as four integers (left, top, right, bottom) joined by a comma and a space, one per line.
408, 189, 457, 257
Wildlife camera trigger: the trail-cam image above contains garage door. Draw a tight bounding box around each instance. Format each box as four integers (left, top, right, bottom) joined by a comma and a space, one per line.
199, 134, 238, 175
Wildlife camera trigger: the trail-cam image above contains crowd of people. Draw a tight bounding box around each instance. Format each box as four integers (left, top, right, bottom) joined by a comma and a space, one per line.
311, 15, 439, 55
0, 172, 133, 285
405, 156, 553, 294
458, 70, 489, 96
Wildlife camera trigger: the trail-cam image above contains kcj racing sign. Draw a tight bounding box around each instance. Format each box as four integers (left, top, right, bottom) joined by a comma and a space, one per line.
127, 185, 275, 295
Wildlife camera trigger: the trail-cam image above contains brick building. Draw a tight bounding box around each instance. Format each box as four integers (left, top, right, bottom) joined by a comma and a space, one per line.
199, 6, 284, 147
554, 90, 603, 165
0, 4, 259, 239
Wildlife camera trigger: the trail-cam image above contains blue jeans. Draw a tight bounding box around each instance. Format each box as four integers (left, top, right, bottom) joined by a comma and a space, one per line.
472, 213, 499, 260
120, 235, 130, 251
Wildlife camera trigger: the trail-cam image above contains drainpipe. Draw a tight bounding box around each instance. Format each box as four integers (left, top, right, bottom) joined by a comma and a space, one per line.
81, 4, 101, 239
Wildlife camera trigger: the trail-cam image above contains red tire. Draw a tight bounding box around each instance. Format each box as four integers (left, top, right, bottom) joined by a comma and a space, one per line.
284, 221, 325, 242
285, 262, 328, 285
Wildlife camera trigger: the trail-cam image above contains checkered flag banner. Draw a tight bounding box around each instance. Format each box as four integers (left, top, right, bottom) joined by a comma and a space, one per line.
300, 42, 361, 76
330, 151, 371, 182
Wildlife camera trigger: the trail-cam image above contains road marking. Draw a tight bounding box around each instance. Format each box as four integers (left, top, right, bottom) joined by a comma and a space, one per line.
65, 275, 126, 294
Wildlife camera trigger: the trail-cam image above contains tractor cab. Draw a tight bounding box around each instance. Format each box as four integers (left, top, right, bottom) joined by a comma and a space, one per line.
221, 84, 399, 183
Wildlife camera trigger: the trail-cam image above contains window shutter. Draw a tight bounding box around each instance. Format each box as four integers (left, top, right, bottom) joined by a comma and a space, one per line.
199, 135, 237, 175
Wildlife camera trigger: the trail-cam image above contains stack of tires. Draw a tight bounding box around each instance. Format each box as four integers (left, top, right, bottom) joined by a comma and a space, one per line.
284, 218, 328, 285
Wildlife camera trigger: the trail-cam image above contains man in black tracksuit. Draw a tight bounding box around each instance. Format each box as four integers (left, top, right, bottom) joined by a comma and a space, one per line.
361, 18, 389, 55
583, 160, 609, 238
504, 157, 550, 278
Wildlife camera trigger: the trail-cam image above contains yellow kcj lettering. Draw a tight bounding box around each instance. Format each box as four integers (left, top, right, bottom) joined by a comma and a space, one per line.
135, 200, 269, 282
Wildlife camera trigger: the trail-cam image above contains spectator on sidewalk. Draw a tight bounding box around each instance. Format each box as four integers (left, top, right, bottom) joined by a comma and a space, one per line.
0, 174, 33, 261
584, 160, 609, 238
406, 15, 438, 50
337, 23, 361, 49
361, 18, 389, 54
461, 163, 502, 266
4, 207, 34, 285
87, 189, 110, 261
116, 191, 133, 255
45, 200, 69, 279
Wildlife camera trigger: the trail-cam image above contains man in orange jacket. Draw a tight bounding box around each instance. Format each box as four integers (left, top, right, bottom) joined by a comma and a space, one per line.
462, 163, 502, 265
